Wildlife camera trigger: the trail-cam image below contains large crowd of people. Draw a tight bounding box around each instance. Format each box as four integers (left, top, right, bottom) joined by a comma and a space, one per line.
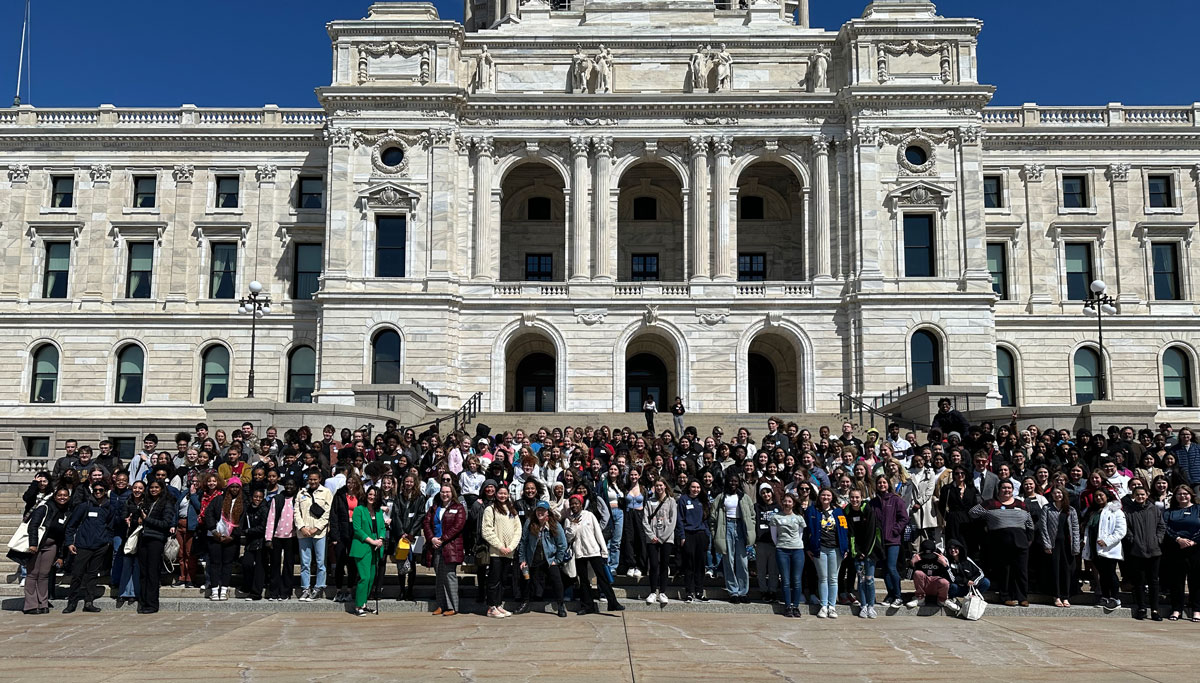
11, 398, 1200, 623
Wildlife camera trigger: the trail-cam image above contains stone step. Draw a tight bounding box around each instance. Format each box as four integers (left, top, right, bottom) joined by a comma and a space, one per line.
470, 412, 849, 439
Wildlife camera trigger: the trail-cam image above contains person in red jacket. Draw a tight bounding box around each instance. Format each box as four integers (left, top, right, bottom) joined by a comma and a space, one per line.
424, 484, 466, 616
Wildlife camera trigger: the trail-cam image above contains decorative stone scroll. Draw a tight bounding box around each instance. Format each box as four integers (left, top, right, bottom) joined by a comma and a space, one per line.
877, 40, 952, 84
358, 42, 431, 85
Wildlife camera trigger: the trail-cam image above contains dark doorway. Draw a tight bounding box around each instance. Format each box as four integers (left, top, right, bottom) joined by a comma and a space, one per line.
748, 352, 777, 413
514, 353, 555, 412
626, 353, 667, 413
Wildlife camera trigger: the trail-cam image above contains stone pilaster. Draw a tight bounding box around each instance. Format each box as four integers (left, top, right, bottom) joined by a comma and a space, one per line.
688, 135, 710, 281
472, 136, 495, 280
811, 134, 833, 280
711, 136, 733, 280
569, 136, 591, 281
592, 136, 614, 281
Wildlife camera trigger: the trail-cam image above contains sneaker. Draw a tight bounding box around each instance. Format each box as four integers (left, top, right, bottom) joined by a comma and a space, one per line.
858, 607, 869, 619
942, 599, 959, 613
646, 592, 659, 605
684, 594, 695, 603
210, 588, 219, 601
627, 569, 639, 578
219, 587, 229, 601
487, 607, 503, 618
658, 593, 669, 605
1108, 598, 1121, 611
905, 598, 920, 608
816, 606, 828, 618
498, 607, 513, 617
705, 569, 715, 579
354, 607, 367, 617
697, 593, 710, 602
19, 578, 25, 588
867, 606, 878, 619
891, 598, 905, 608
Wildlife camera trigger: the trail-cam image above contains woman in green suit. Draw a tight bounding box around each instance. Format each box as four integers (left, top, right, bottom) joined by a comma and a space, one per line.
351, 486, 386, 617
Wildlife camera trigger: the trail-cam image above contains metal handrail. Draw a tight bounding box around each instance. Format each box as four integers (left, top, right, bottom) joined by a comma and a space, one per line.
403, 391, 484, 436
839, 392, 930, 434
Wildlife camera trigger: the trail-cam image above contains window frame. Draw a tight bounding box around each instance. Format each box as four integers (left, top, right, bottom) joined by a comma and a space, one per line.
737, 252, 766, 281
296, 175, 324, 210
1060, 174, 1090, 210
374, 214, 407, 278
50, 175, 75, 209
199, 344, 231, 403
214, 175, 241, 209
902, 212, 937, 278
286, 345, 317, 404
1162, 346, 1194, 408
996, 345, 1017, 407
1055, 168, 1097, 215
909, 328, 943, 389
630, 253, 660, 282
125, 241, 155, 299
1063, 241, 1095, 302
114, 344, 145, 404
1150, 241, 1182, 301
132, 175, 157, 209
986, 241, 1009, 300
1142, 169, 1184, 215
292, 242, 323, 300
29, 343, 60, 404
983, 175, 1004, 210
524, 253, 553, 282
1072, 346, 1105, 404
370, 329, 403, 384
41, 241, 71, 299
208, 242, 239, 299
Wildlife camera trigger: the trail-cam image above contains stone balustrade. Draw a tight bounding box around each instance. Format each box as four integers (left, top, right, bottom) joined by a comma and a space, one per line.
3, 105, 326, 128
481, 281, 813, 299
983, 103, 1199, 128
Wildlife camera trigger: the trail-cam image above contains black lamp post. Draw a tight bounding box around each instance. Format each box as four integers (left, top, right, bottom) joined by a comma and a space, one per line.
1081, 279, 1117, 400
237, 280, 271, 398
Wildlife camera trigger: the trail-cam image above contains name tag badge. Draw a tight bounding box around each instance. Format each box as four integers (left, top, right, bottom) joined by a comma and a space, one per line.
88, 511, 99, 518
447, 509, 459, 515
759, 523, 769, 530
685, 502, 695, 510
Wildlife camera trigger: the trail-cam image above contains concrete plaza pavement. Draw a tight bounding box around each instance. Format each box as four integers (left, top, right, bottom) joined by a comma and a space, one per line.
0, 610, 1192, 682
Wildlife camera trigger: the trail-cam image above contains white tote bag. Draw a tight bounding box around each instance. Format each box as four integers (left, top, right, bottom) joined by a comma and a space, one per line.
960, 586, 987, 621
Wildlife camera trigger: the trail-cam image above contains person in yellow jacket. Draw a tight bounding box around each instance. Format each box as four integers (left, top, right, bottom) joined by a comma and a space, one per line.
350, 486, 386, 617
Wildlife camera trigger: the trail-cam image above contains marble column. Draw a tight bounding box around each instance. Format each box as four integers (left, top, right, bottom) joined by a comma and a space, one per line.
711, 136, 734, 280
569, 136, 591, 281
688, 135, 710, 281
472, 136, 495, 280
811, 134, 832, 280
592, 136, 614, 280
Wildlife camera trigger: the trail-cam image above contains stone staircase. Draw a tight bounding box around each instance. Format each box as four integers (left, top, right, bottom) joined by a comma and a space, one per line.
468, 413, 850, 438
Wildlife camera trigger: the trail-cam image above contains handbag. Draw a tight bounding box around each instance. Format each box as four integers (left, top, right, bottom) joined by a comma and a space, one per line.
164, 535, 181, 562
6, 520, 31, 552
960, 586, 987, 621
124, 527, 143, 556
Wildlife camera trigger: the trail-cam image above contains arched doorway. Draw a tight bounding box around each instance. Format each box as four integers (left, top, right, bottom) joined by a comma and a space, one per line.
626, 353, 668, 413
748, 353, 777, 412
514, 352, 555, 412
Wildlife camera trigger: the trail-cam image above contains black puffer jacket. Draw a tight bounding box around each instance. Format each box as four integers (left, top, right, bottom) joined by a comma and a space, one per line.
238, 500, 269, 552
138, 493, 179, 543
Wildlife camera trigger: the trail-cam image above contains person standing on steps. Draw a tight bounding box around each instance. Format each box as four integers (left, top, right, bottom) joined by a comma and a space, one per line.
643, 394, 659, 433
294, 469, 334, 602
642, 479, 677, 605
23, 487, 71, 615
710, 472, 754, 603
805, 487, 849, 619
517, 501, 569, 618
63, 480, 114, 613
677, 480, 710, 603
671, 397, 686, 439
564, 494, 624, 614
481, 485, 521, 618
770, 491, 807, 618
424, 483, 466, 616
350, 486, 386, 617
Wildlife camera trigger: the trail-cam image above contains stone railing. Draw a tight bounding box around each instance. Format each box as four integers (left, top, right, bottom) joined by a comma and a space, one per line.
2, 105, 327, 128
480, 281, 814, 299
983, 103, 1199, 128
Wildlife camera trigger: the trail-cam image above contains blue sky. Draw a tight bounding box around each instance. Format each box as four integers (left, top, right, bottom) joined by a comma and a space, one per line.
0, 1, 1194, 108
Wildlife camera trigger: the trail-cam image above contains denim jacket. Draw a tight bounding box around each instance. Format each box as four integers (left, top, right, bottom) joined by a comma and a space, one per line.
517, 518, 568, 567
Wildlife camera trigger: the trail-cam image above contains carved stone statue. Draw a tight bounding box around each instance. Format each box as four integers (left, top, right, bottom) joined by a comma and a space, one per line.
690, 45, 710, 92
475, 45, 495, 93
571, 45, 592, 93
807, 48, 829, 92
713, 44, 733, 92
594, 44, 613, 94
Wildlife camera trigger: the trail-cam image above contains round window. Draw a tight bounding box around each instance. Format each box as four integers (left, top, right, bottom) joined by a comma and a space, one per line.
380, 146, 405, 167
904, 145, 929, 166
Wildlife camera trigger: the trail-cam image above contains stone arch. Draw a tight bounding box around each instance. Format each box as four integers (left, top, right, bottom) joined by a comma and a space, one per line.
733, 159, 807, 281
23, 337, 64, 405
362, 322, 405, 385
907, 324, 947, 388
735, 317, 815, 413
490, 317, 569, 412
1160, 341, 1198, 408
1069, 341, 1108, 404
612, 318, 691, 412
615, 160, 687, 281
493, 152, 572, 193
499, 159, 568, 281
996, 341, 1022, 407
107, 339, 149, 405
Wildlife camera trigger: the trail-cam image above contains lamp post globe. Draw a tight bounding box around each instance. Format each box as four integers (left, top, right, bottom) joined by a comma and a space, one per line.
249, 280, 263, 294
1090, 279, 1106, 294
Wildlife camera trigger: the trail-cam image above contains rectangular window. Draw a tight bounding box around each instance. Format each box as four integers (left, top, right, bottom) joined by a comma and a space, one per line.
209, 243, 237, 299
51, 176, 74, 208
1152, 242, 1181, 301
524, 254, 553, 281
987, 242, 1008, 299
983, 175, 1002, 209
215, 176, 240, 208
903, 214, 936, 277
1062, 174, 1089, 209
298, 176, 323, 209
1148, 175, 1174, 209
109, 438, 136, 463
737, 253, 766, 281
376, 216, 406, 277
1064, 243, 1093, 301
133, 176, 157, 208
42, 242, 70, 298
126, 242, 154, 298
24, 436, 49, 460
293, 243, 322, 300
631, 253, 659, 281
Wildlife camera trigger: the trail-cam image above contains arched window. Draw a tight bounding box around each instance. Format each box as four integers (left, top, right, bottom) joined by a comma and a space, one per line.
372, 330, 402, 384
997, 347, 1016, 408
30, 344, 59, 403
1073, 347, 1103, 404
1163, 346, 1193, 407
200, 345, 230, 403
287, 346, 316, 404
115, 345, 145, 404
910, 330, 941, 389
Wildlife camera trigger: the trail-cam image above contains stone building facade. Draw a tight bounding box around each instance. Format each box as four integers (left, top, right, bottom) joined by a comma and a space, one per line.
1, 0, 1199, 469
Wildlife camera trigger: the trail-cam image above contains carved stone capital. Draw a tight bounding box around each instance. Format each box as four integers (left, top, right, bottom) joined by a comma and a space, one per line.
89, 164, 112, 183
7, 164, 31, 183
711, 136, 733, 156
688, 135, 708, 158
812, 134, 831, 155
256, 164, 278, 183
1107, 163, 1131, 182
591, 136, 613, 156
472, 136, 495, 157
324, 125, 354, 147
1022, 164, 1045, 183
570, 136, 590, 157
172, 164, 195, 183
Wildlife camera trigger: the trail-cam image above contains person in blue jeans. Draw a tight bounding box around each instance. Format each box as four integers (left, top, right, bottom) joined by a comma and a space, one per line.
844, 488, 881, 618
946, 539, 989, 600
770, 492, 807, 617
870, 475, 909, 607
599, 465, 624, 575
709, 474, 754, 602
805, 487, 849, 619
111, 478, 139, 608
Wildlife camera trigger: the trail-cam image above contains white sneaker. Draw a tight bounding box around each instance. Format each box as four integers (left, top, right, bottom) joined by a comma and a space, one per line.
705, 569, 715, 579
891, 598, 905, 608
298, 588, 311, 602
828, 607, 838, 619
941, 599, 959, 613
867, 606, 878, 619
209, 588, 219, 601
658, 592, 669, 605
858, 607, 869, 618
220, 587, 229, 601
905, 598, 919, 608
19, 578, 25, 588
646, 592, 658, 604
816, 606, 828, 618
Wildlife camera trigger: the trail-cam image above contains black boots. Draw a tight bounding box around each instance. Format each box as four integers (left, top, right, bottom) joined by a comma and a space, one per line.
82, 602, 101, 613
62, 602, 78, 614
556, 602, 567, 618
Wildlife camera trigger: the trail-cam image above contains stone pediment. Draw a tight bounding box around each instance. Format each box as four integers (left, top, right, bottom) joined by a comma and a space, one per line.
884, 179, 953, 216
360, 180, 421, 210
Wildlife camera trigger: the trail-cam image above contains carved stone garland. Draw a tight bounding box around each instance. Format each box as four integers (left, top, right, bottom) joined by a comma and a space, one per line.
357, 42, 431, 85
876, 40, 953, 84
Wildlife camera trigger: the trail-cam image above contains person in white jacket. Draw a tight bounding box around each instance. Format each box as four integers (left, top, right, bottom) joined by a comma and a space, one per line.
563, 494, 623, 615
641, 480, 678, 605
1083, 490, 1126, 610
